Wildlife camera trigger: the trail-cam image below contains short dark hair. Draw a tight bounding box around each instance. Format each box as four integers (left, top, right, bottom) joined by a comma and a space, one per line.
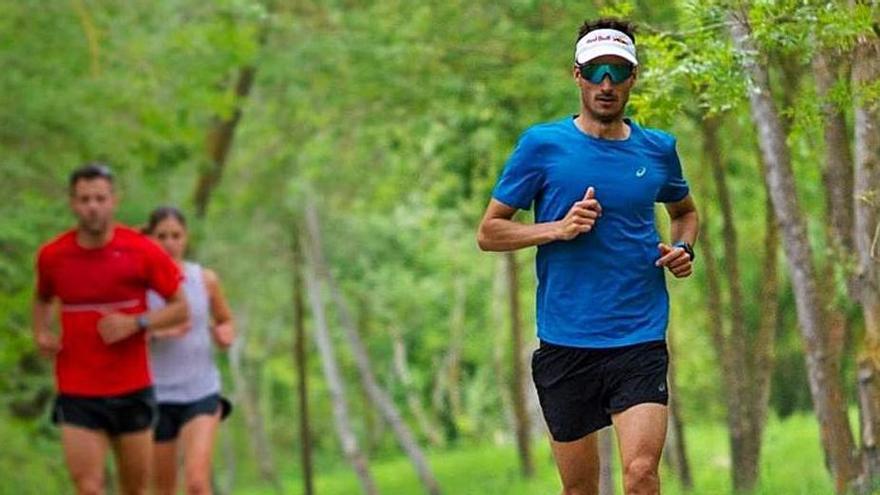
576, 18, 637, 45
144, 206, 187, 235
69, 162, 114, 192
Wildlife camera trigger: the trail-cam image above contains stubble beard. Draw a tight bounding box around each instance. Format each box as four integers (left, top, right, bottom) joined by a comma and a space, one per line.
582, 91, 628, 124
79, 216, 111, 238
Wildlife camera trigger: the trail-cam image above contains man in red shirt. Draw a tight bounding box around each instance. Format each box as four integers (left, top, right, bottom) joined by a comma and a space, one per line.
33, 164, 189, 495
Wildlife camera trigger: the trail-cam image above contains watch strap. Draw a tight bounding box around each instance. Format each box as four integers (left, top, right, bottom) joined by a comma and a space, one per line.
672, 241, 695, 262
136, 314, 150, 331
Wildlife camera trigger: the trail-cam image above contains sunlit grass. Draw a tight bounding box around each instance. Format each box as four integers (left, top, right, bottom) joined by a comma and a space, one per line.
244, 412, 834, 494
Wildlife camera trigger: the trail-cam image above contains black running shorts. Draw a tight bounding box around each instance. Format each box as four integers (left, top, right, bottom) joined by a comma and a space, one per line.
52, 386, 157, 436
532, 339, 669, 442
154, 393, 232, 442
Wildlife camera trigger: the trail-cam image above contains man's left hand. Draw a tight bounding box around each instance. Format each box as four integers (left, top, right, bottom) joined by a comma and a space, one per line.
656, 243, 693, 278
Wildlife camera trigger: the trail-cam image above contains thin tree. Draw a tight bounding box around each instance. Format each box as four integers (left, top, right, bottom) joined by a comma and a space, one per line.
300, 226, 378, 495
491, 257, 516, 437
664, 335, 692, 491
852, 23, 880, 482
193, 8, 271, 218
504, 250, 535, 478
228, 319, 281, 492
446, 278, 466, 424
813, 46, 856, 377
389, 324, 445, 448
290, 229, 314, 495
814, 49, 855, 256
696, 114, 779, 491
303, 200, 442, 495
728, 11, 862, 493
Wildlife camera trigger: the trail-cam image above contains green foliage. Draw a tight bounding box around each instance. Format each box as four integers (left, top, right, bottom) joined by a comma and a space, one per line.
2, 1, 879, 492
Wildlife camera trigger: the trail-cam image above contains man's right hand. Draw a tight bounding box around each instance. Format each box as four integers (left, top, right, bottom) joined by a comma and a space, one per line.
556, 187, 603, 241
35, 331, 61, 357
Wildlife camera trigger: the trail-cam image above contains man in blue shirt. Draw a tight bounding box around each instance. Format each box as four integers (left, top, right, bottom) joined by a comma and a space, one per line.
478, 18, 699, 495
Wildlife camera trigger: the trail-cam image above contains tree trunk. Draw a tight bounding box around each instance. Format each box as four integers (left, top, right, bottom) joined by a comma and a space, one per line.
814, 48, 855, 368
446, 277, 466, 423
599, 427, 615, 495
390, 325, 445, 447
853, 29, 880, 484
430, 355, 450, 429
357, 298, 382, 454
290, 230, 315, 495
704, 115, 764, 491
193, 65, 257, 218
229, 327, 281, 492
505, 250, 535, 478
751, 191, 780, 445
814, 49, 856, 255
300, 235, 378, 495
664, 334, 692, 490
697, 182, 733, 396
192, 9, 273, 217
304, 200, 442, 495
699, 117, 750, 491
695, 117, 778, 493
491, 256, 516, 437
729, 12, 861, 493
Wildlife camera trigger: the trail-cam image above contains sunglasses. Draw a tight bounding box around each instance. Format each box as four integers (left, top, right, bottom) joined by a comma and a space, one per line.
577, 63, 634, 84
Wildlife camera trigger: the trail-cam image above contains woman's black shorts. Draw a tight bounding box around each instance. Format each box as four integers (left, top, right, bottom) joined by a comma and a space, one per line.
154, 393, 232, 442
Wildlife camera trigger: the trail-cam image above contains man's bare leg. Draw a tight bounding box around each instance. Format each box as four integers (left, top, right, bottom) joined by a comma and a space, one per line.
549, 431, 601, 495
111, 429, 153, 495
62, 425, 110, 495
152, 439, 178, 495
612, 403, 667, 495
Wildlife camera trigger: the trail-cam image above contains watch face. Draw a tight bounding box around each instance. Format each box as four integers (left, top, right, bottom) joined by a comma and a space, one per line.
673, 242, 693, 260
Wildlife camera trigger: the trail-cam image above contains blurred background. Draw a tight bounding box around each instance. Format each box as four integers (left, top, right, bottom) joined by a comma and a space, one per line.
1, 0, 879, 494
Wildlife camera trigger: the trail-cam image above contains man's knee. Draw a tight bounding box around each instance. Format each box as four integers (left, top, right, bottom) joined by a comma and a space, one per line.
72, 475, 105, 495
561, 477, 599, 495
623, 456, 659, 493
561, 488, 598, 495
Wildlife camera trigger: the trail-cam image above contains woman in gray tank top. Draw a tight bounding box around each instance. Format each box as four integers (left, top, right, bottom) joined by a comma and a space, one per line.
144, 207, 235, 495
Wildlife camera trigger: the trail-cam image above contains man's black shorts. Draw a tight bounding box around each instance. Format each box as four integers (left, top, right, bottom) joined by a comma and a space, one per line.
52, 386, 157, 436
532, 339, 668, 442
154, 393, 232, 442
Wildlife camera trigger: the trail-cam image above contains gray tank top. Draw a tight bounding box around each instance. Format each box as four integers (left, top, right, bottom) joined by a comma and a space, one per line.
148, 262, 221, 403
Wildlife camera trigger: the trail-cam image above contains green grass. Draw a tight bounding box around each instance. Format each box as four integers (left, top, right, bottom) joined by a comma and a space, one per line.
245, 412, 835, 495
0, 411, 837, 494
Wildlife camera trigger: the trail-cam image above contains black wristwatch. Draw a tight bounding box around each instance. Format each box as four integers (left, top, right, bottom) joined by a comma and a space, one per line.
673, 241, 695, 262
136, 314, 150, 331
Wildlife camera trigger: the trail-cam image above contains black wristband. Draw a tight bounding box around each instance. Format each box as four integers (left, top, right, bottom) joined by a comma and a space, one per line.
673, 241, 695, 262
136, 314, 150, 331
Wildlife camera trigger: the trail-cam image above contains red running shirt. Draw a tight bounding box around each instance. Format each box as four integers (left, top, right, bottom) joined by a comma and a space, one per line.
36, 225, 181, 396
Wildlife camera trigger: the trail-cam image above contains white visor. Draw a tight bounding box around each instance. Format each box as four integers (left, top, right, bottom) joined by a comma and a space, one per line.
575, 28, 638, 66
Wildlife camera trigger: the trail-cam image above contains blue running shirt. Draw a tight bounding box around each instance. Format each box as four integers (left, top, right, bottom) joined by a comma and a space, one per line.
492, 116, 690, 348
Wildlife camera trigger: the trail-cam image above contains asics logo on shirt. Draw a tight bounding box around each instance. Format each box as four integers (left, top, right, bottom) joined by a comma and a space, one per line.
636, 167, 647, 177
